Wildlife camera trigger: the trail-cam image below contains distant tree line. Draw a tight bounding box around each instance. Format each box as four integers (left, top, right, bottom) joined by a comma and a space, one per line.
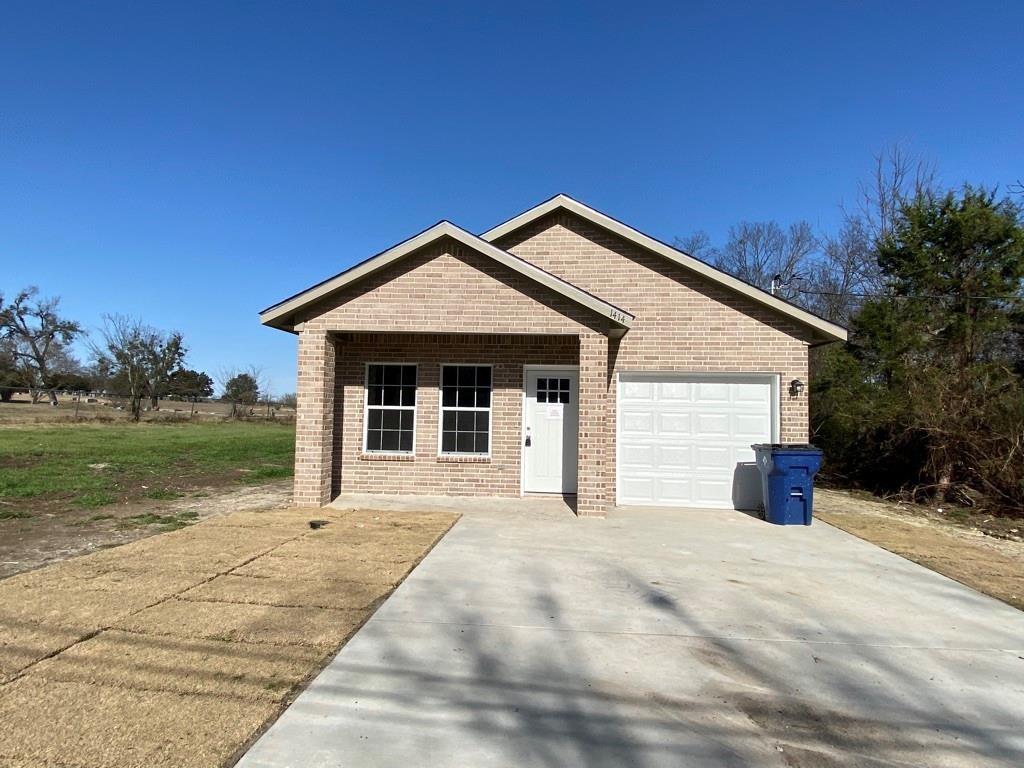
678, 147, 1024, 514
0, 292, 294, 421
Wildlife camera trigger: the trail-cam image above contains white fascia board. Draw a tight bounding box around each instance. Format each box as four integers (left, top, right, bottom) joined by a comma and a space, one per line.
259, 222, 452, 328
482, 194, 848, 343
259, 220, 633, 331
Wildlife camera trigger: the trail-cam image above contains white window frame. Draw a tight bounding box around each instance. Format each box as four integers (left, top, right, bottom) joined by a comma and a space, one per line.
437, 363, 493, 457
363, 362, 418, 455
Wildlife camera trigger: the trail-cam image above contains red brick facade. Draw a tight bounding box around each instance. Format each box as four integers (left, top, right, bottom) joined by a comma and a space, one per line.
289, 211, 819, 517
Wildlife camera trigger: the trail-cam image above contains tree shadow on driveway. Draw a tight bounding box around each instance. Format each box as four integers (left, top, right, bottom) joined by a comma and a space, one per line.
263, 556, 1024, 768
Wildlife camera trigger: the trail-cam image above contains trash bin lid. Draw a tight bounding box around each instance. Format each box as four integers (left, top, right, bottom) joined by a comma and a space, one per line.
750, 443, 822, 451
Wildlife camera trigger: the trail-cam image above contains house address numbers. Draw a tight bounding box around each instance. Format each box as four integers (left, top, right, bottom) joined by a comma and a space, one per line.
609, 309, 629, 324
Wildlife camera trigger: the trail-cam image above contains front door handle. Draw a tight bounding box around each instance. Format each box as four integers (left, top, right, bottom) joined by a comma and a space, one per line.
524, 435, 532, 447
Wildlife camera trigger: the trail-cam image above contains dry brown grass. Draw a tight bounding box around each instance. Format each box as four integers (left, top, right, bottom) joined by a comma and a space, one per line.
0, 505, 458, 767
181, 574, 385, 610
0, 677, 279, 768
0, 395, 296, 426
116, 599, 367, 648
30, 630, 323, 702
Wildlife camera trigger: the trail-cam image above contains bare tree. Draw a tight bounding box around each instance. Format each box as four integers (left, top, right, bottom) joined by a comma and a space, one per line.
144, 332, 185, 410
0, 287, 83, 405
798, 145, 940, 323
674, 230, 717, 262
854, 144, 937, 243
677, 144, 939, 325
91, 315, 184, 421
712, 221, 817, 301
91, 316, 149, 421
801, 218, 879, 325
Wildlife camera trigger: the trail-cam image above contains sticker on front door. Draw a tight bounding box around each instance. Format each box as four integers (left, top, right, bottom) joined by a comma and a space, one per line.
524, 371, 579, 494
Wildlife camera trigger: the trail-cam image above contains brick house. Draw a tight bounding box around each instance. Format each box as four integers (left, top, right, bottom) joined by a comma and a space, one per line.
261, 195, 846, 517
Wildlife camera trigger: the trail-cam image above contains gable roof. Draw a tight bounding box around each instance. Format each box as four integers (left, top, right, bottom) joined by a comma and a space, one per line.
482, 194, 848, 344
259, 220, 635, 333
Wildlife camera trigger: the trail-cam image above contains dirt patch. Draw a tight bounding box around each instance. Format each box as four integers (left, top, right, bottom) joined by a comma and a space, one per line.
0, 480, 293, 579
816, 489, 1024, 611
0, 505, 459, 767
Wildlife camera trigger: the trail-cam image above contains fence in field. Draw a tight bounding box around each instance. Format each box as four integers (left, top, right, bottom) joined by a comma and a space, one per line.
0, 386, 296, 425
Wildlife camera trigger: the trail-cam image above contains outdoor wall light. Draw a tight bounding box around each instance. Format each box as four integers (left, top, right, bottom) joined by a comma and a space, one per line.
789, 379, 805, 397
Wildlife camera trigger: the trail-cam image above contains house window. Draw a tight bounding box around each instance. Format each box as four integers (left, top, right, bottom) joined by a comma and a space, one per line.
440, 365, 491, 455
365, 364, 417, 453
536, 377, 571, 404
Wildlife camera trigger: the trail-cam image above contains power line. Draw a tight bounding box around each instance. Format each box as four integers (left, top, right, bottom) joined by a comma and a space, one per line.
797, 288, 1024, 301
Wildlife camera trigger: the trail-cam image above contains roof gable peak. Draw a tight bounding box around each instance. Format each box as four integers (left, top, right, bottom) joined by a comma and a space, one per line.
259, 217, 633, 333
481, 194, 847, 344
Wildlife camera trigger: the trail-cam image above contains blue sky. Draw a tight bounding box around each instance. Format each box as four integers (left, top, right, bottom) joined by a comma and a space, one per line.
3, 1, 1022, 394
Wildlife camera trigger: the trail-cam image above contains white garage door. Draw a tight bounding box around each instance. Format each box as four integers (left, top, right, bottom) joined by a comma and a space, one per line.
617, 374, 777, 508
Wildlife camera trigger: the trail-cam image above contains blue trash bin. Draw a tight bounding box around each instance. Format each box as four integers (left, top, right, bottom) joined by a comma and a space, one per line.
751, 444, 823, 525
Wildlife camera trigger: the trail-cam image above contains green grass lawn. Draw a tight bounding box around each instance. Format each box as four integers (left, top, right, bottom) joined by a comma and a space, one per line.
0, 422, 295, 515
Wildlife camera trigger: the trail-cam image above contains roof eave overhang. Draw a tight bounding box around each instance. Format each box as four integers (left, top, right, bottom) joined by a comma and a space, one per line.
482, 194, 848, 344
259, 220, 634, 334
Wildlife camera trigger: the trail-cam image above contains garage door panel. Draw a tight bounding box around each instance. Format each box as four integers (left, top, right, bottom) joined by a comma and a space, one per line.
696, 382, 731, 402
621, 410, 655, 436
734, 413, 772, 439
694, 445, 731, 471
619, 476, 656, 504
620, 443, 655, 467
694, 477, 733, 507
734, 383, 772, 405
696, 413, 729, 437
657, 412, 692, 436
653, 477, 693, 506
622, 380, 654, 401
658, 381, 692, 401
656, 444, 692, 470
618, 375, 775, 509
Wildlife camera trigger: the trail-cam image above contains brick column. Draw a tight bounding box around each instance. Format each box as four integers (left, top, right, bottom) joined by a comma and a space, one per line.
576, 331, 609, 517
294, 330, 336, 507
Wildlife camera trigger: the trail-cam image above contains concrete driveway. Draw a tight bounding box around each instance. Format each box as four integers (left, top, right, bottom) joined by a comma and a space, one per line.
238, 503, 1024, 768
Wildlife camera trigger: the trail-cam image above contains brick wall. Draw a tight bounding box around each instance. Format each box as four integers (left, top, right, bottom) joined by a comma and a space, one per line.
332, 333, 576, 498
576, 332, 609, 516
294, 329, 336, 507
299, 239, 600, 337
290, 240, 608, 511
291, 219, 815, 515
495, 212, 814, 509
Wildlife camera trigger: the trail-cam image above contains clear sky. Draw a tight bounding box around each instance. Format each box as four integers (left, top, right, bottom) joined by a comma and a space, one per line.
3, 1, 1022, 394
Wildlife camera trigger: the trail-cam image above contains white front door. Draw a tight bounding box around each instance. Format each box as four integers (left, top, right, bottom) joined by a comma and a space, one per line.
523, 369, 579, 494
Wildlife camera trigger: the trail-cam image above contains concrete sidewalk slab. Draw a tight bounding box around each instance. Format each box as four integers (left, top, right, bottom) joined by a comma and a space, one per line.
238, 505, 1024, 768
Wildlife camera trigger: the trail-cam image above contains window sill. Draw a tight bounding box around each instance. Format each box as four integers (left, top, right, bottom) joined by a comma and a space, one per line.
359, 453, 415, 462
437, 454, 491, 464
